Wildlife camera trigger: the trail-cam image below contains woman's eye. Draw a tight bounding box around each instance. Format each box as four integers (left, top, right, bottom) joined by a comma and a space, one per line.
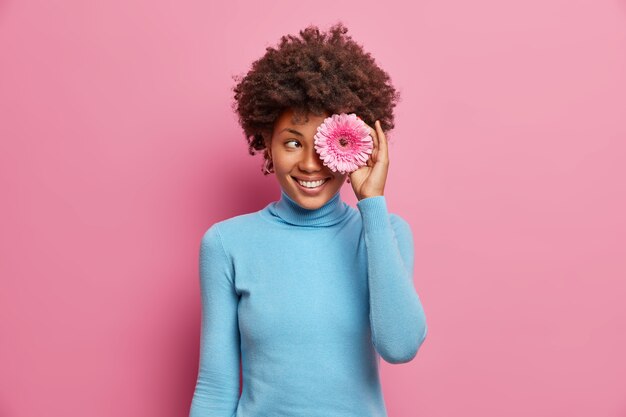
285, 140, 301, 149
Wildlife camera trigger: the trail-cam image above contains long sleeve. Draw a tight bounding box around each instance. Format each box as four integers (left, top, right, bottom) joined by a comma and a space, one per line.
356, 196, 428, 364
189, 224, 241, 417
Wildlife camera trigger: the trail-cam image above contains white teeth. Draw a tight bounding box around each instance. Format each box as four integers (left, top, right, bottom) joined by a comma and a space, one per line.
297, 178, 327, 188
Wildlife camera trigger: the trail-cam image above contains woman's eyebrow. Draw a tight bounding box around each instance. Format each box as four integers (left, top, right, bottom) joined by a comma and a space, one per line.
279, 128, 304, 137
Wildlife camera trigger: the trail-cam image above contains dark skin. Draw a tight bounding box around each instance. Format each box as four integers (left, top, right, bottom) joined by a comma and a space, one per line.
348, 119, 388, 200
263, 111, 389, 208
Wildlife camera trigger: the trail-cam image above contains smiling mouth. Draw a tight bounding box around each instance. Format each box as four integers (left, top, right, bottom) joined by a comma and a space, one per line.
291, 176, 330, 189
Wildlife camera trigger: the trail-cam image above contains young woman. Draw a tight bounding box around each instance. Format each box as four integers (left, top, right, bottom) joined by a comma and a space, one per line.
189, 22, 428, 417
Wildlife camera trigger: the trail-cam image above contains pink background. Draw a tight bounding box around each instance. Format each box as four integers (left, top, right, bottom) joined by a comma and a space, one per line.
1, 0, 625, 416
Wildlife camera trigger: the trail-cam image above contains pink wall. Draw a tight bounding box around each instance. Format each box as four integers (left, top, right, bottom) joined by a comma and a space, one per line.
1, 0, 625, 416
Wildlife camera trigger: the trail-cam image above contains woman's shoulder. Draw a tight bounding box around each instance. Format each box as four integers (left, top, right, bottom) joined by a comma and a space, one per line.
206, 210, 264, 235
388, 212, 411, 232
201, 206, 271, 249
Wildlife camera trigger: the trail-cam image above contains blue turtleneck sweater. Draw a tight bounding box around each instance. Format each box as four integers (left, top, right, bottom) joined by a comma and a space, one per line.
189, 189, 427, 417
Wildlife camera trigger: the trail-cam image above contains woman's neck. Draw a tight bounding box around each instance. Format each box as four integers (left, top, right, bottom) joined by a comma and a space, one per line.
268, 188, 351, 227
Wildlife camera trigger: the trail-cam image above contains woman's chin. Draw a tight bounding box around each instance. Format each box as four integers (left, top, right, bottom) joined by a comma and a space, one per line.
279, 175, 344, 209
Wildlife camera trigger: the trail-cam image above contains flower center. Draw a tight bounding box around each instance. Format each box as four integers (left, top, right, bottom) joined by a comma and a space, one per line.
339, 137, 348, 146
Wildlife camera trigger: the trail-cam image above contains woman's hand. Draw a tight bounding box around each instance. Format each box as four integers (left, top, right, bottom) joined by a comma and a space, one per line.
349, 120, 389, 200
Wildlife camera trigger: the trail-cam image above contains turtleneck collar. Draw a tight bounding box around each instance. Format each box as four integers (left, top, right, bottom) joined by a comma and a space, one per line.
265, 188, 352, 227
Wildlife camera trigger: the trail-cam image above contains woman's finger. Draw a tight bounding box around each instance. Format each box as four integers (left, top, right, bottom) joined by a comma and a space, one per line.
369, 126, 378, 162
375, 120, 388, 163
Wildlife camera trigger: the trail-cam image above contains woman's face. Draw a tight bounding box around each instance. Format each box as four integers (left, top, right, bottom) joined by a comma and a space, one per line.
266, 108, 348, 210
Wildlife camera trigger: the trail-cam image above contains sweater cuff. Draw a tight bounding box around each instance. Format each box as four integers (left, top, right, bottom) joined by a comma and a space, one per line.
356, 195, 392, 232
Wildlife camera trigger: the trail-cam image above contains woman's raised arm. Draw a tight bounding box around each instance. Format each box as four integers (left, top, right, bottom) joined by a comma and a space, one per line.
357, 196, 428, 364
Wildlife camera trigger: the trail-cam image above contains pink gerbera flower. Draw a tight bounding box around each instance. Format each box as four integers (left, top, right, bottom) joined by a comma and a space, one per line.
314, 113, 373, 174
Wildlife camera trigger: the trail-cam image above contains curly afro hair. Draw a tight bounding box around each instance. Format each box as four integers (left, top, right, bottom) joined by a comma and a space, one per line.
231, 21, 401, 175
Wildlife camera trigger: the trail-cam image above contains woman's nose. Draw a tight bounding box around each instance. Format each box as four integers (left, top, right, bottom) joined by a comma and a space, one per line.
299, 146, 323, 172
